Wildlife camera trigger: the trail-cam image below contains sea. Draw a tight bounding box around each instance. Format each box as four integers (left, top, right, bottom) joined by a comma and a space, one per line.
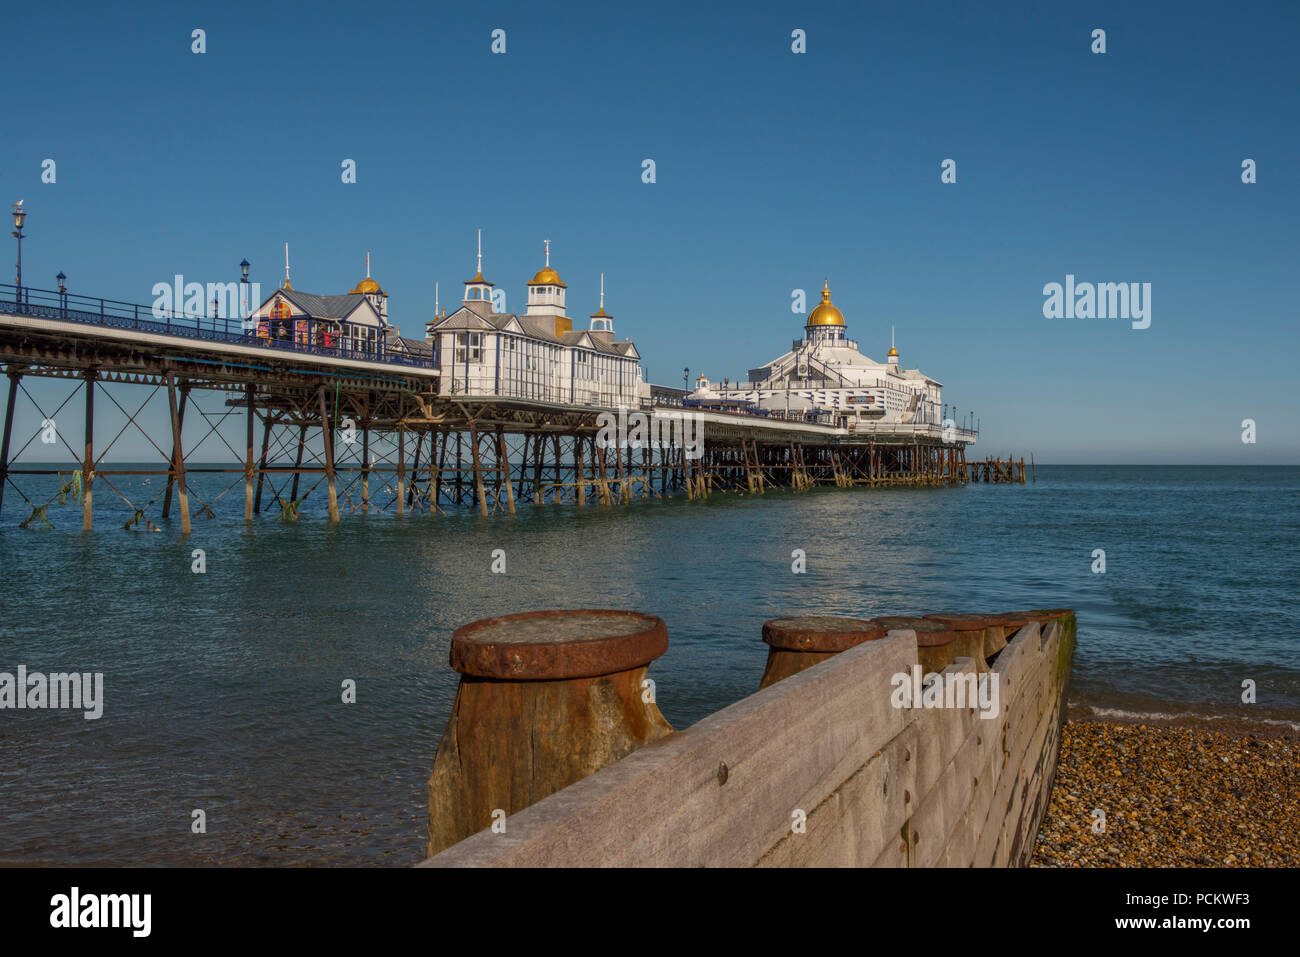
1, 464, 1296, 865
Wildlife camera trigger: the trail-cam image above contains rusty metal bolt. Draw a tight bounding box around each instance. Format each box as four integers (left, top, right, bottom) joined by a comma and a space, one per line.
758, 616, 886, 689
427, 609, 673, 858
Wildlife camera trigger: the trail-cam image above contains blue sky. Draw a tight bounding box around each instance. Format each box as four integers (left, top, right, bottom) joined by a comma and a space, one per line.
4, 0, 1297, 462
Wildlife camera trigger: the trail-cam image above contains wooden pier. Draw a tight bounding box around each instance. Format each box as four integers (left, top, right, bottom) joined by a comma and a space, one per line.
0, 289, 1028, 530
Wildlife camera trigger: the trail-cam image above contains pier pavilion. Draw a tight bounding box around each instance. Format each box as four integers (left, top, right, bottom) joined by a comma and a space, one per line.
689, 280, 947, 434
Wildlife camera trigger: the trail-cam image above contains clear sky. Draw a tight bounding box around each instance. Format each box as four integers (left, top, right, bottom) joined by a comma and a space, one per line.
4, 0, 1297, 462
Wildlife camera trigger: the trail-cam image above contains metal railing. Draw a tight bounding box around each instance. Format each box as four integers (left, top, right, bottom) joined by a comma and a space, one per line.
0, 283, 437, 371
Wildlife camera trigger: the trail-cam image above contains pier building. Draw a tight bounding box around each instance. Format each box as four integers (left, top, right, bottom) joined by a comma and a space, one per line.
689, 280, 943, 432
425, 237, 644, 408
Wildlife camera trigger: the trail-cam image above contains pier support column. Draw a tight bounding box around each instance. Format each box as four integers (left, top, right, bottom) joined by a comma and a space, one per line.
470, 427, 488, 516
318, 385, 339, 523
82, 370, 96, 531
574, 434, 586, 507
290, 422, 307, 503
498, 426, 516, 514
162, 385, 188, 518
397, 425, 406, 516
361, 421, 371, 514
244, 384, 255, 522
254, 410, 272, 514
0, 370, 21, 520
427, 610, 673, 858
166, 375, 191, 535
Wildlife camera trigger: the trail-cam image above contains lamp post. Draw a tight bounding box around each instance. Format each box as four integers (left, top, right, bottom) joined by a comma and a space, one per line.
11, 201, 26, 304
56, 271, 66, 313
240, 258, 250, 321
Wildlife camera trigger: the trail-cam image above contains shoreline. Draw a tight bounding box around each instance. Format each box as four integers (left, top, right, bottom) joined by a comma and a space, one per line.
1032, 716, 1299, 867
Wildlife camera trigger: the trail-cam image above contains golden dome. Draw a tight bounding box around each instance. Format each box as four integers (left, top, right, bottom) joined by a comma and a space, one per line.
807, 279, 844, 326
351, 277, 384, 295
529, 266, 566, 288
887, 346, 899, 357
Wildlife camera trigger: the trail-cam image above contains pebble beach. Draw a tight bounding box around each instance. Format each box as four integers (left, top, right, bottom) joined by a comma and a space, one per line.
1032, 718, 1300, 867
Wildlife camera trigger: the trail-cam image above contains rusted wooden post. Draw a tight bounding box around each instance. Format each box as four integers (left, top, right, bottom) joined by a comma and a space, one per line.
759, 616, 886, 689
166, 375, 191, 535
870, 616, 958, 673
920, 613, 1001, 673
427, 609, 674, 857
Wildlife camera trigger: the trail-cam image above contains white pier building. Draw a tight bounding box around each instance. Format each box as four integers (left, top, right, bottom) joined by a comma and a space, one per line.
689, 280, 950, 434
426, 235, 645, 408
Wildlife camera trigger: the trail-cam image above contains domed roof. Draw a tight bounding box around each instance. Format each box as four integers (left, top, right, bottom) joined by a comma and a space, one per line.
887, 346, 899, 357
529, 266, 566, 288
351, 277, 384, 295
807, 279, 844, 326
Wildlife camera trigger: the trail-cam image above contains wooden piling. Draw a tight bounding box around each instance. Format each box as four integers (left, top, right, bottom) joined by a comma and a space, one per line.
427, 609, 673, 857
82, 370, 95, 531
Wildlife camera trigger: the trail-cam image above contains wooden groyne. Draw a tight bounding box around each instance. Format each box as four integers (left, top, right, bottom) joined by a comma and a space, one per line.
421, 608, 1076, 867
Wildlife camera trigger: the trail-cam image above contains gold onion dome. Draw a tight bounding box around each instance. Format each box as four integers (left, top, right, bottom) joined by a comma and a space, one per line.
807, 279, 844, 326
351, 277, 383, 295
888, 346, 899, 357
529, 266, 566, 287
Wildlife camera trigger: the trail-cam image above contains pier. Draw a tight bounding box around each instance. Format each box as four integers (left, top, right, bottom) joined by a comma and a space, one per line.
0, 282, 1023, 530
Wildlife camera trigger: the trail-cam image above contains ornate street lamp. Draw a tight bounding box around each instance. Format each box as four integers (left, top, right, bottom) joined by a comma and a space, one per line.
239, 258, 251, 321
11, 201, 27, 300
56, 271, 66, 312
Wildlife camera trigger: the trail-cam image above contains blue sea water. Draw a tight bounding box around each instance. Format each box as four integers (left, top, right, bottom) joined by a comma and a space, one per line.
0, 464, 1296, 865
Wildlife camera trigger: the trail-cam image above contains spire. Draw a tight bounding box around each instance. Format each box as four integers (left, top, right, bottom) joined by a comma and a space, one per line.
590, 271, 614, 330
366, 251, 371, 279
434, 281, 440, 318
476, 228, 483, 277
544, 239, 551, 267
888, 325, 899, 359
283, 242, 292, 290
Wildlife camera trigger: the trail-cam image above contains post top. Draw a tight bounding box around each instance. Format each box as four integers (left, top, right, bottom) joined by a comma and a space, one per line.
762, 616, 886, 652
923, 612, 1006, 631
869, 616, 958, 648
450, 609, 668, 680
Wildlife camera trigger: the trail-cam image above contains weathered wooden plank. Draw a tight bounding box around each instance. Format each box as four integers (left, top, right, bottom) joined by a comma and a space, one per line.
423, 631, 918, 867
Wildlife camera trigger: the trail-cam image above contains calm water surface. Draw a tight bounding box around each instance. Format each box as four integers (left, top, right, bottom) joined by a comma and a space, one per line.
1, 465, 1296, 864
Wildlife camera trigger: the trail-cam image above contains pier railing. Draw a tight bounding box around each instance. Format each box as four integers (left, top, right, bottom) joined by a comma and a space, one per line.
0, 283, 437, 370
